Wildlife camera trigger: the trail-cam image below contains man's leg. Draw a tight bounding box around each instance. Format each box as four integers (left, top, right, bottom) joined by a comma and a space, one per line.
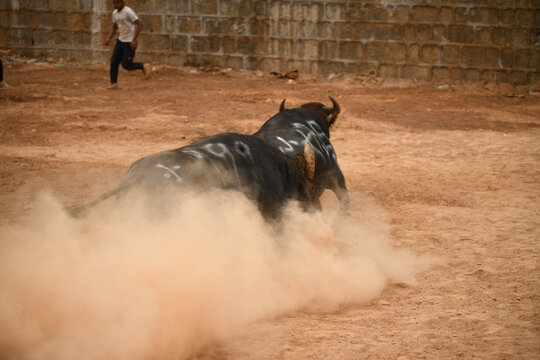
109, 40, 123, 85
120, 42, 144, 72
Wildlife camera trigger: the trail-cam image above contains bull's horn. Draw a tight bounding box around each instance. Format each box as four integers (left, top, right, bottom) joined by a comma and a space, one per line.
279, 99, 287, 112
303, 142, 315, 181
323, 96, 341, 126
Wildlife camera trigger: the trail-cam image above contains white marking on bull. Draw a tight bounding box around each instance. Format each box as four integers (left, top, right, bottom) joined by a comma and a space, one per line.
276, 136, 295, 153
156, 163, 182, 182
203, 143, 242, 188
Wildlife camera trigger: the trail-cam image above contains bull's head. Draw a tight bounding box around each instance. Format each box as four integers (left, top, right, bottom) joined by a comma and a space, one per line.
295, 142, 316, 201
279, 96, 341, 128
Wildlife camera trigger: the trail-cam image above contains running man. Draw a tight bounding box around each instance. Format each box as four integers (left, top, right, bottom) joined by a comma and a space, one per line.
105, 0, 149, 89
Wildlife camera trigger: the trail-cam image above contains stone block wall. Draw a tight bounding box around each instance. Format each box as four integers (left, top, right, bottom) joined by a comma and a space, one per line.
1, 0, 539, 84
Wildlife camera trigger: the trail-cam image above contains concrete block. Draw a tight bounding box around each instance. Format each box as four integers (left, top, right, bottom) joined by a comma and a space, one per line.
374, 24, 400, 41
450, 68, 464, 82
402, 24, 416, 41
379, 64, 397, 78
220, 0, 255, 17
286, 59, 310, 74
365, 5, 388, 22
352, 22, 372, 41
384, 43, 406, 63
456, 7, 482, 24
128, 0, 150, 13
201, 54, 225, 67
440, 7, 454, 23
259, 57, 280, 73
335, 22, 352, 40
170, 0, 189, 14
325, 3, 345, 21
484, 47, 499, 67
168, 54, 184, 66
317, 21, 333, 39
141, 34, 169, 52
142, 15, 164, 34
511, 29, 529, 47
17, 9, 40, 27
357, 63, 378, 75
389, 6, 409, 24
172, 35, 188, 52
448, 25, 474, 44
516, 49, 538, 69
527, 71, 540, 83
481, 70, 497, 82
420, 44, 439, 64
474, 27, 492, 45
509, 70, 526, 84
461, 46, 483, 66
192, 0, 218, 15
151, 0, 170, 13
514, 9, 534, 27
42, 11, 68, 29
339, 41, 363, 61
296, 21, 317, 39
432, 66, 451, 82
49, 30, 74, 47
492, 27, 510, 47
248, 18, 267, 36
412, 6, 438, 22
496, 70, 509, 83
319, 40, 337, 60
316, 60, 344, 76
292, 39, 317, 59
222, 36, 235, 53
407, 44, 419, 63
433, 25, 446, 43
74, 32, 91, 48
464, 69, 481, 82
347, 4, 365, 21
237, 36, 251, 55
500, 48, 514, 68
441, 45, 460, 65
184, 54, 201, 67
366, 43, 383, 62
178, 17, 201, 34
191, 35, 210, 52
402, 65, 430, 80
20, 0, 49, 10
416, 24, 433, 41
496, 9, 513, 26
292, 2, 320, 23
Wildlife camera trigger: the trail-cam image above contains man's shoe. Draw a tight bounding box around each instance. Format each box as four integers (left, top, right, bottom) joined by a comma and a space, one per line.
107, 83, 118, 90
143, 64, 151, 79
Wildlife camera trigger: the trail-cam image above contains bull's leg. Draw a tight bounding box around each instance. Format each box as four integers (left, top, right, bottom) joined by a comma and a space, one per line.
328, 172, 350, 215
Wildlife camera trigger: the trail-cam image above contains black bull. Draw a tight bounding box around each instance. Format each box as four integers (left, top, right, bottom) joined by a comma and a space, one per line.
253, 96, 349, 213
69, 133, 316, 218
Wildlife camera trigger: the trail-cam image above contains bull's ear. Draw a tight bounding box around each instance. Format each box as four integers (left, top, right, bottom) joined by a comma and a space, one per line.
303, 142, 315, 181
279, 99, 287, 112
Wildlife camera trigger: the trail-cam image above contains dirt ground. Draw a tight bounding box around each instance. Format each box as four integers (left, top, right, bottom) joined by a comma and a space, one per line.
1, 62, 539, 359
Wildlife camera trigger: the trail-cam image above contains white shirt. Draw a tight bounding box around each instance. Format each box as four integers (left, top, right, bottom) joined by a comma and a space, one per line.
112, 6, 139, 43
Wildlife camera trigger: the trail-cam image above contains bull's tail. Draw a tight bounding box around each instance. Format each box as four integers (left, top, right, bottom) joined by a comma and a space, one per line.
67, 179, 136, 218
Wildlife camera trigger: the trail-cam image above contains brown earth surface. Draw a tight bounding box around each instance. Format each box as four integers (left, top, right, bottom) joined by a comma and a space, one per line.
1, 62, 539, 359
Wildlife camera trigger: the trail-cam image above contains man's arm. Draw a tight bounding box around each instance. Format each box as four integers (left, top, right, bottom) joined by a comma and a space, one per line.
105, 23, 118, 46
130, 19, 143, 50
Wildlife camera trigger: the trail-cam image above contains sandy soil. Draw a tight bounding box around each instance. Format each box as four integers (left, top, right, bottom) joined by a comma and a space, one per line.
1, 62, 539, 359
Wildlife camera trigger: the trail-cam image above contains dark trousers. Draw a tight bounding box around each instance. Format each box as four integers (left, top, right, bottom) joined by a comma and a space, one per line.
0, 59, 3, 82
110, 40, 143, 84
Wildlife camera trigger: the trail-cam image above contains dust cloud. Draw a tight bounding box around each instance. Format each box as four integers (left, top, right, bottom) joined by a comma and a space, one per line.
0, 191, 436, 359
